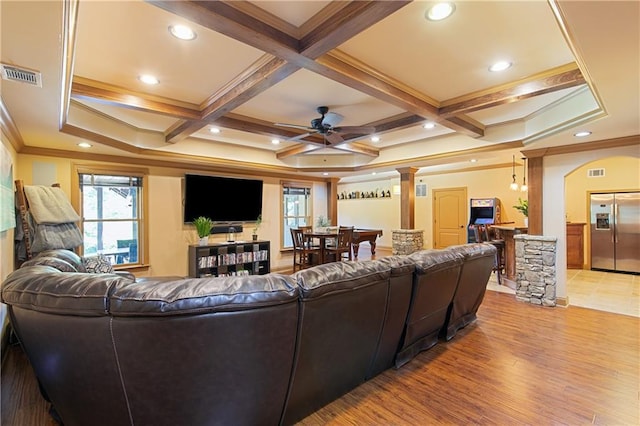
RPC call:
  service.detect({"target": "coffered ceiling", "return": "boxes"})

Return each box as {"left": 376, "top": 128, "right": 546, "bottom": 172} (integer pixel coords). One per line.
{"left": 1, "top": 1, "right": 638, "bottom": 180}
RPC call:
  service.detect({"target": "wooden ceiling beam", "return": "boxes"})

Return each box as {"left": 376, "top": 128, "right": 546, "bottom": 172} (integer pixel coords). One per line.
{"left": 147, "top": 0, "right": 414, "bottom": 144}
{"left": 311, "top": 52, "right": 485, "bottom": 138}
{"left": 276, "top": 144, "right": 322, "bottom": 159}
{"left": 331, "top": 142, "right": 379, "bottom": 157}
{"left": 71, "top": 78, "right": 201, "bottom": 120}
{"left": 439, "top": 64, "right": 586, "bottom": 117}
{"left": 299, "top": 1, "right": 411, "bottom": 58}
{"left": 166, "top": 58, "right": 300, "bottom": 142}
{"left": 365, "top": 112, "right": 426, "bottom": 133}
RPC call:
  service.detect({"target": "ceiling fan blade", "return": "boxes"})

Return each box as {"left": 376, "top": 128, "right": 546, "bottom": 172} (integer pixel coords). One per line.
{"left": 324, "top": 132, "right": 344, "bottom": 145}
{"left": 284, "top": 131, "right": 318, "bottom": 142}
{"left": 332, "top": 126, "right": 376, "bottom": 134}
{"left": 274, "top": 123, "right": 313, "bottom": 131}
{"left": 322, "top": 112, "right": 344, "bottom": 127}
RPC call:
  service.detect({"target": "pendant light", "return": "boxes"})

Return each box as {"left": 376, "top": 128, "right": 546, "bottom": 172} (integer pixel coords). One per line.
{"left": 520, "top": 157, "right": 528, "bottom": 192}
{"left": 510, "top": 155, "right": 519, "bottom": 190}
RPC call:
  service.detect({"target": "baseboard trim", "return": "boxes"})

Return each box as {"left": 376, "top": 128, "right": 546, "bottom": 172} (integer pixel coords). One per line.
{"left": 556, "top": 296, "right": 569, "bottom": 307}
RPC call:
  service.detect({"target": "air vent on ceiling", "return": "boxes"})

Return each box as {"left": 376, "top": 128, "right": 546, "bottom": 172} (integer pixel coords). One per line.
{"left": 587, "top": 168, "right": 605, "bottom": 178}
{"left": 1, "top": 63, "right": 42, "bottom": 87}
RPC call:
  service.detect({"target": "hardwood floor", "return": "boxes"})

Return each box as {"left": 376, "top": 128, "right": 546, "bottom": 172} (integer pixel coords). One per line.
{"left": 298, "top": 290, "right": 639, "bottom": 425}
{"left": 2, "top": 249, "right": 639, "bottom": 425}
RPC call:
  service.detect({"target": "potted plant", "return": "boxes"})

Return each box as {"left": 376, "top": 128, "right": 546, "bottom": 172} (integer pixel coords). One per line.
{"left": 252, "top": 214, "right": 262, "bottom": 241}
{"left": 513, "top": 198, "right": 529, "bottom": 226}
{"left": 193, "top": 216, "right": 214, "bottom": 245}
{"left": 315, "top": 215, "right": 331, "bottom": 232}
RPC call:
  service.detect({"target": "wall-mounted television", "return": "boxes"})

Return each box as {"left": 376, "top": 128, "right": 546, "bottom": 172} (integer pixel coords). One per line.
{"left": 184, "top": 174, "right": 263, "bottom": 223}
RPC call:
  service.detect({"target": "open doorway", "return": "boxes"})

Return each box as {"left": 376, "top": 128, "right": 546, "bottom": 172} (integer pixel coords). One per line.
{"left": 564, "top": 156, "right": 640, "bottom": 317}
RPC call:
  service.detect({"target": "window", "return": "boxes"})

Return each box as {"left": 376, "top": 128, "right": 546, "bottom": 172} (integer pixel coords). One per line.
{"left": 282, "top": 183, "right": 311, "bottom": 249}
{"left": 77, "top": 171, "right": 145, "bottom": 266}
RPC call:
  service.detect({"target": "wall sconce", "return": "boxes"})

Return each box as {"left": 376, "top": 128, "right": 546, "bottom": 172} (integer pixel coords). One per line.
{"left": 510, "top": 155, "right": 519, "bottom": 191}
{"left": 520, "top": 157, "right": 528, "bottom": 192}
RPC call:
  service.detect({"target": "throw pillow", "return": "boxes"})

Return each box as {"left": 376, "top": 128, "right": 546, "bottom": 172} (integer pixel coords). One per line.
{"left": 82, "top": 254, "right": 114, "bottom": 274}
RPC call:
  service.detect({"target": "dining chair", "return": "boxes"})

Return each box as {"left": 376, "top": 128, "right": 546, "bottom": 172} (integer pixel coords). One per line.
{"left": 291, "top": 228, "right": 321, "bottom": 271}
{"left": 325, "top": 227, "right": 353, "bottom": 262}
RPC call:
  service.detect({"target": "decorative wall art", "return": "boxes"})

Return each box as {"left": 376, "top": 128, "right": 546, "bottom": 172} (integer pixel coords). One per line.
{"left": 0, "top": 143, "right": 16, "bottom": 232}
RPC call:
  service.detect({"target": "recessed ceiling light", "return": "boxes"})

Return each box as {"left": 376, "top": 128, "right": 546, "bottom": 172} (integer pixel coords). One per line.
{"left": 372, "top": 172, "right": 377, "bottom": 175}
{"left": 271, "top": 139, "right": 280, "bottom": 145}
{"left": 169, "top": 25, "right": 196, "bottom": 41}
{"left": 574, "top": 131, "right": 591, "bottom": 137}
{"left": 423, "top": 122, "right": 436, "bottom": 129}
{"left": 426, "top": 2, "right": 456, "bottom": 21}
{"left": 470, "top": 158, "right": 477, "bottom": 163}
{"left": 371, "top": 136, "right": 380, "bottom": 142}
{"left": 77, "top": 142, "right": 92, "bottom": 148}
{"left": 322, "top": 172, "right": 329, "bottom": 176}
{"left": 209, "top": 127, "right": 220, "bottom": 134}
{"left": 489, "top": 61, "right": 512, "bottom": 72}
{"left": 138, "top": 74, "right": 159, "bottom": 85}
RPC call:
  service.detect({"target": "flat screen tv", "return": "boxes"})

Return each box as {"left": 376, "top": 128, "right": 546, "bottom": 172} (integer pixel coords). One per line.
{"left": 184, "top": 174, "right": 263, "bottom": 223}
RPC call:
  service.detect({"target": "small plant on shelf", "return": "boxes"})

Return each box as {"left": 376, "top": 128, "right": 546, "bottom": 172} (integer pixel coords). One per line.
{"left": 193, "top": 216, "right": 214, "bottom": 243}
{"left": 252, "top": 214, "right": 262, "bottom": 240}
{"left": 513, "top": 198, "right": 528, "bottom": 217}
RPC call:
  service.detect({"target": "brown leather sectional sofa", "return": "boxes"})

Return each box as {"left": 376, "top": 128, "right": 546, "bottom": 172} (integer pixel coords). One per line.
{"left": 1, "top": 243, "right": 496, "bottom": 426}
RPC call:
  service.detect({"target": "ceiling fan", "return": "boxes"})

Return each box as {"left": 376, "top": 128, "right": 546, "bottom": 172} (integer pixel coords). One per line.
{"left": 275, "top": 106, "right": 375, "bottom": 145}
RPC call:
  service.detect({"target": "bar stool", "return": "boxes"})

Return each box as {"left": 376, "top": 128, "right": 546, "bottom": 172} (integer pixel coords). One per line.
{"left": 482, "top": 225, "right": 505, "bottom": 285}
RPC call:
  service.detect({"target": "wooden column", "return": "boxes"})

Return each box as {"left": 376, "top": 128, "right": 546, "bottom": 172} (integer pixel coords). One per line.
{"left": 396, "top": 167, "right": 417, "bottom": 229}
{"left": 327, "top": 178, "right": 339, "bottom": 226}
{"left": 526, "top": 156, "right": 543, "bottom": 235}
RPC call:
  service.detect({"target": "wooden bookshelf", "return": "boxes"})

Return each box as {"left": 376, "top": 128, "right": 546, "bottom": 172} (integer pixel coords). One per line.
{"left": 188, "top": 240, "right": 270, "bottom": 278}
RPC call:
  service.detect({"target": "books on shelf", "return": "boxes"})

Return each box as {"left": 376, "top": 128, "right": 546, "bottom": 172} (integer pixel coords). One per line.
{"left": 190, "top": 241, "right": 270, "bottom": 278}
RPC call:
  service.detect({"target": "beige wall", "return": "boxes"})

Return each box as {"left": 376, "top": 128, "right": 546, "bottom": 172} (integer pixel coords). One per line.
{"left": 565, "top": 155, "right": 640, "bottom": 266}
{"left": 338, "top": 165, "right": 527, "bottom": 249}
{"left": 13, "top": 154, "right": 326, "bottom": 276}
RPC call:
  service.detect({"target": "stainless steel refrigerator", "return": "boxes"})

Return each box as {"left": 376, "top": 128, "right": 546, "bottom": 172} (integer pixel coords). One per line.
{"left": 590, "top": 192, "right": 640, "bottom": 273}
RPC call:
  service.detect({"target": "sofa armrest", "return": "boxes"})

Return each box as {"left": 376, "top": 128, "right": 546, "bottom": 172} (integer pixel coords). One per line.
{"left": 114, "top": 271, "right": 136, "bottom": 281}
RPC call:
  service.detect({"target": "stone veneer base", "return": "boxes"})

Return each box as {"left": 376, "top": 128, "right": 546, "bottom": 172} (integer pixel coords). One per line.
{"left": 392, "top": 229, "right": 424, "bottom": 255}
{"left": 514, "top": 234, "right": 557, "bottom": 307}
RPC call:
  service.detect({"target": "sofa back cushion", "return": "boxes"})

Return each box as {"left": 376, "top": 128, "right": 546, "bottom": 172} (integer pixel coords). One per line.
{"left": 35, "top": 249, "right": 86, "bottom": 272}
{"left": 108, "top": 273, "right": 299, "bottom": 426}
{"left": 443, "top": 243, "right": 497, "bottom": 340}
{"left": 367, "top": 255, "right": 415, "bottom": 378}
{"left": 1, "top": 265, "right": 128, "bottom": 315}
{"left": 283, "top": 261, "right": 391, "bottom": 425}
{"left": 395, "top": 249, "right": 464, "bottom": 367}
{"left": 21, "top": 256, "right": 77, "bottom": 272}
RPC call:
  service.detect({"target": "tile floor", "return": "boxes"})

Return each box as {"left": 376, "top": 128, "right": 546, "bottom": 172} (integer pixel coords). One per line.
{"left": 486, "top": 269, "right": 640, "bottom": 318}
{"left": 566, "top": 268, "right": 639, "bottom": 318}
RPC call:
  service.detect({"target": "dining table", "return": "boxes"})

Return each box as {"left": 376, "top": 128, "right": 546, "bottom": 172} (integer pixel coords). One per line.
{"left": 305, "top": 230, "right": 341, "bottom": 265}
